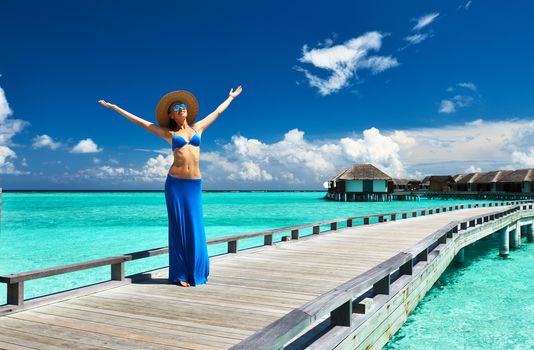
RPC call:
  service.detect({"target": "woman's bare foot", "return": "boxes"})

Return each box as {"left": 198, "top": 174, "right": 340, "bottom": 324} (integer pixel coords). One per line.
{"left": 177, "top": 281, "right": 191, "bottom": 287}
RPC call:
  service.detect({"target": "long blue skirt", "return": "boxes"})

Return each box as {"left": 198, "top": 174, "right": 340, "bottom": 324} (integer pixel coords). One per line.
{"left": 164, "top": 174, "right": 210, "bottom": 286}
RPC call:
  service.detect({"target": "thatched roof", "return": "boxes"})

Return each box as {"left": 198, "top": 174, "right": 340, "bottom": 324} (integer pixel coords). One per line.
{"left": 429, "top": 175, "right": 455, "bottom": 182}
{"left": 499, "top": 169, "right": 534, "bottom": 182}
{"left": 393, "top": 178, "right": 420, "bottom": 185}
{"left": 330, "top": 164, "right": 392, "bottom": 181}
{"left": 473, "top": 170, "right": 513, "bottom": 183}
{"left": 392, "top": 179, "right": 409, "bottom": 186}
{"left": 452, "top": 173, "right": 466, "bottom": 182}
{"left": 456, "top": 172, "right": 481, "bottom": 184}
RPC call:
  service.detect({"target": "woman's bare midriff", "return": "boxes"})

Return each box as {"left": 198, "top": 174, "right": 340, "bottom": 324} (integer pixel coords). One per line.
{"left": 168, "top": 146, "right": 201, "bottom": 179}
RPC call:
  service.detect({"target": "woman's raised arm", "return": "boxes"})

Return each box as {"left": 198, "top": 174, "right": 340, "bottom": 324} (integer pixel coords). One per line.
{"left": 98, "top": 100, "right": 170, "bottom": 140}
{"left": 193, "top": 85, "right": 242, "bottom": 133}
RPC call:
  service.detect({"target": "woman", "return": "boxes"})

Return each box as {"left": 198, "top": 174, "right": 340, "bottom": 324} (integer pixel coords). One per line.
{"left": 98, "top": 85, "right": 243, "bottom": 287}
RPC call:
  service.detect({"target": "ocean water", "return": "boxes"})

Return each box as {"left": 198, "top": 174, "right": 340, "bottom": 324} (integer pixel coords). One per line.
{"left": 384, "top": 233, "right": 534, "bottom": 350}
{"left": 1, "top": 191, "right": 531, "bottom": 349}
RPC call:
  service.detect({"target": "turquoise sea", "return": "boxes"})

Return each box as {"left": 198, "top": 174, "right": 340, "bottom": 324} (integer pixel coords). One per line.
{"left": 0, "top": 192, "right": 532, "bottom": 348}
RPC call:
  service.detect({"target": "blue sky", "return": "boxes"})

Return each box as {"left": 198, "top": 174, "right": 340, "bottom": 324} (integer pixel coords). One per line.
{"left": 1, "top": 0, "right": 533, "bottom": 190}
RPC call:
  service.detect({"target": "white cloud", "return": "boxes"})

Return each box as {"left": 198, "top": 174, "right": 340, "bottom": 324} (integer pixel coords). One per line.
{"left": 71, "top": 138, "right": 102, "bottom": 153}
{"left": 452, "top": 95, "right": 474, "bottom": 107}
{"left": 439, "top": 100, "right": 456, "bottom": 113}
{"left": 294, "top": 31, "right": 399, "bottom": 96}
{"left": 404, "top": 33, "right": 429, "bottom": 44}
{"left": 465, "top": 165, "right": 482, "bottom": 173}
{"left": 0, "top": 85, "right": 30, "bottom": 174}
{"left": 457, "top": 82, "right": 477, "bottom": 91}
{"left": 32, "top": 134, "right": 61, "bottom": 150}
{"left": 73, "top": 119, "right": 534, "bottom": 188}
{"left": 77, "top": 127, "right": 407, "bottom": 187}
{"left": 512, "top": 147, "right": 534, "bottom": 167}
{"left": 385, "top": 118, "right": 534, "bottom": 174}
{"left": 439, "top": 83, "right": 477, "bottom": 113}
{"left": 412, "top": 13, "right": 440, "bottom": 31}
{"left": 93, "top": 157, "right": 101, "bottom": 164}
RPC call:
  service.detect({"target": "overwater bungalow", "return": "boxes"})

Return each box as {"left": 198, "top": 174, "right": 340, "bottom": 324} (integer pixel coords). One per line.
{"left": 426, "top": 175, "right": 455, "bottom": 192}
{"left": 454, "top": 172, "right": 481, "bottom": 192}
{"left": 471, "top": 170, "right": 512, "bottom": 192}
{"left": 326, "top": 164, "right": 393, "bottom": 201}
{"left": 392, "top": 179, "right": 422, "bottom": 191}
{"left": 499, "top": 168, "right": 534, "bottom": 193}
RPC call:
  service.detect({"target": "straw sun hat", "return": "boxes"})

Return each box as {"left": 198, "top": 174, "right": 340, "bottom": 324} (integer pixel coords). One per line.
{"left": 155, "top": 90, "right": 199, "bottom": 128}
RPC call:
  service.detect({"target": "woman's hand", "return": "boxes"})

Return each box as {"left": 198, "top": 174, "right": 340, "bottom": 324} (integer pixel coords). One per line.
{"left": 98, "top": 100, "right": 115, "bottom": 109}
{"left": 229, "top": 85, "right": 243, "bottom": 98}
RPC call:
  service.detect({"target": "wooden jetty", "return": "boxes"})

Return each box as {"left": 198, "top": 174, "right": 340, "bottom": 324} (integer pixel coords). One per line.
{"left": 0, "top": 201, "right": 533, "bottom": 349}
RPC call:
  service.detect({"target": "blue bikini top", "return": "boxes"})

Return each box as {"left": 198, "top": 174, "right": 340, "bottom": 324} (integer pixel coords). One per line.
{"left": 172, "top": 127, "right": 201, "bottom": 150}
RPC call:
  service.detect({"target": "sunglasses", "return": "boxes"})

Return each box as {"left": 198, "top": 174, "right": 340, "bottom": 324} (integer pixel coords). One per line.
{"left": 172, "top": 103, "right": 187, "bottom": 112}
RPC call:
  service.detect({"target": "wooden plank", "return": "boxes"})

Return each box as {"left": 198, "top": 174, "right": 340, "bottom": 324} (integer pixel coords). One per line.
{"left": 63, "top": 295, "right": 281, "bottom": 332}
{"left": 32, "top": 305, "right": 240, "bottom": 347}
{"left": 55, "top": 302, "right": 253, "bottom": 339}
{"left": 10, "top": 310, "right": 232, "bottom": 350}
{"left": 95, "top": 290, "right": 294, "bottom": 315}
{"left": 126, "top": 281, "right": 315, "bottom": 302}
{"left": 0, "top": 317, "right": 186, "bottom": 350}
{"left": 0, "top": 325, "right": 100, "bottom": 350}
{"left": 0, "top": 340, "right": 37, "bottom": 350}
{"left": 105, "top": 287, "right": 306, "bottom": 310}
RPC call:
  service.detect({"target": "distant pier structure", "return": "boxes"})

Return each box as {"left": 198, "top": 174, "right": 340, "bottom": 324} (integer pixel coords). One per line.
{"left": 326, "top": 165, "right": 534, "bottom": 202}
{"left": 325, "top": 164, "right": 420, "bottom": 202}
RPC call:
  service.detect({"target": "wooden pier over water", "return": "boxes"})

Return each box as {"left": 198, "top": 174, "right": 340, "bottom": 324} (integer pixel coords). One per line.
{"left": 1, "top": 201, "right": 533, "bottom": 349}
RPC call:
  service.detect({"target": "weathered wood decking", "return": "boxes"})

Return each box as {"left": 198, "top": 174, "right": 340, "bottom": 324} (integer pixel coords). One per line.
{"left": 0, "top": 203, "right": 532, "bottom": 349}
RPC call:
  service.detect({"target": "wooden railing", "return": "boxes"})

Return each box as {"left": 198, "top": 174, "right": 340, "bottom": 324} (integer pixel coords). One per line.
{"left": 231, "top": 203, "right": 533, "bottom": 349}
{"left": 0, "top": 200, "right": 532, "bottom": 307}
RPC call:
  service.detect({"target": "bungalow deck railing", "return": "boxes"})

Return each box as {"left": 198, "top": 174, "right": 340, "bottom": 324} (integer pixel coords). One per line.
{"left": 231, "top": 203, "right": 532, "bottom": 349}
{"left": 1, "top": 200, "right": 532, "bottom": 307}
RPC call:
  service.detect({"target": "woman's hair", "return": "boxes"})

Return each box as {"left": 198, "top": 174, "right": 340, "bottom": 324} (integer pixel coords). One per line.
{"left": 168, "top": 104, "right": 178, "bottom": 131}
{"left": 169, "top": 118, "right": 177, "bottom": 131}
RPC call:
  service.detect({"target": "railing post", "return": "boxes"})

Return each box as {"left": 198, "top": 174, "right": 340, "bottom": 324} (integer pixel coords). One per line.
{"left": 363, "top": 217, "right": 370, "bottom": 225}
{"left": 416, "top": 248, "right": 428, "bottom": 263}
{"left": 111, "top": 262, "right": 125, "bottom": 281}
{"left": 347, "top": 219, "right": 353, "bottom": 227}
{"left": 313, "top": 225, "right": 320, "bottom": 234}
{"left": 7, "top": 282, "right": 24, "bottom": 306}
{"left": 402, "top": 212, "right": 407, "bottom": 219}
{"left": 374, "top": 275, "right": 390, "bottom": 295}
{"left": 391, "top": 214, "right": 396, "bottom": 221}
{"left": 228, "top": 240, "right": 238, "bottom": 253}
{"left": 264, "top": 234, "right": 273, "bottom": 246}
{"left": 378, "top": 215, "right": 384, "bottom": 223}
{"left": 330, "top": 300, "right": 352, "bottom": 327}
{"left": 330, "top": 222, "right": 338, "bottom": 230}
{"left": 399, "top": 259, "right": 413, "bottom": 275}
{"left": 291, "top": 229, "right": 300, "bottom": 240}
